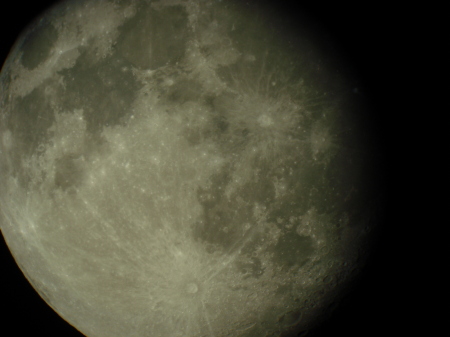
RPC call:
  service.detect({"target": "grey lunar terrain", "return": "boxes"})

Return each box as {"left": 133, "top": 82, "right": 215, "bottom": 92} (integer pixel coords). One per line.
{"left": 0, "top": 1, "right": 382, "bottom": 337}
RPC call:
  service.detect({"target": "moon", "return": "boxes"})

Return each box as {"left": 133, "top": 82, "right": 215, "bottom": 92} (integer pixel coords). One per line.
{"left": 0, "top": 1, "right": 385, "bottom": 337}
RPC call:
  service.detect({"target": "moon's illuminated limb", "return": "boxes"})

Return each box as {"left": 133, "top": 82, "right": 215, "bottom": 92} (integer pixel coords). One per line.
{"left": 0, "top": 1, "right": 378, "bottom": 337}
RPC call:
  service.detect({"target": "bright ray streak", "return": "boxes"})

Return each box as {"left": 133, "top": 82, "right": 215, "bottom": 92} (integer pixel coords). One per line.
{"left": 203, "top": 223, "right": 259, "bottom": 283}
{"left": 202, "top": 300, "right": 216, "bottom": 337}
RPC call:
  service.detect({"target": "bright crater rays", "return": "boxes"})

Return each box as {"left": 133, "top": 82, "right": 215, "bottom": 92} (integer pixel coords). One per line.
{"left": 0, "top": 1, "right": 379, "bottom": 337}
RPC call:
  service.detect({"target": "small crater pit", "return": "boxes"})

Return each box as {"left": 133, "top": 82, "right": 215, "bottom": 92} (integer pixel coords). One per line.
{"left": 186, "top": 282, "right": 198, "bottom": 294}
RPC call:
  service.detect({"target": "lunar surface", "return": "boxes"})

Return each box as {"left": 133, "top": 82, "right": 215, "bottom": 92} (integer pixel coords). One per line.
{"left": 0, "top": 1, "right": 383, "bottom": 337}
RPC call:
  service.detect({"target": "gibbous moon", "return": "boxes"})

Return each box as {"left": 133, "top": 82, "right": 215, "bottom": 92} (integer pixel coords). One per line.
{"left": 0, "top": 1, "right": 383, "bottom": 336}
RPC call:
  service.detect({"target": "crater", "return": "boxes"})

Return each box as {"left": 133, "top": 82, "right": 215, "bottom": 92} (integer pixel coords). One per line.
{"left": 186, "top": 283, "right": 198, "bottom": 294}
{"left": 278, "top": 310, "right": 302, "bottom": 328}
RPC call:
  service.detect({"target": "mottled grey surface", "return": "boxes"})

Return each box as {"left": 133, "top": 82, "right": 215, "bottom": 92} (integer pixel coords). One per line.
{"left": 0, "top": 1, "right": 377, "bottom": 337}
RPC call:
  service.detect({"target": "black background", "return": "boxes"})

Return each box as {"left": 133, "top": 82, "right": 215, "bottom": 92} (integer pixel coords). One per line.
{"left": 0, "top": 1, "right": 397, "bottom": 337}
